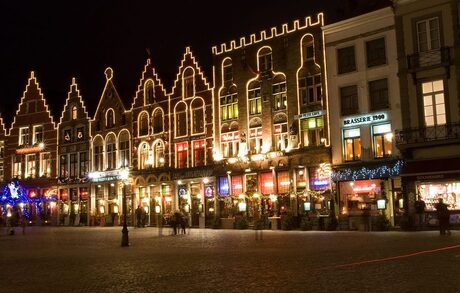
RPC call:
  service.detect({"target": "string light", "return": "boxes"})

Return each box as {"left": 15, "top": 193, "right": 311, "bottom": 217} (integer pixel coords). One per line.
{"left": 331, "top": 160, "right": 403, "bottom": 181}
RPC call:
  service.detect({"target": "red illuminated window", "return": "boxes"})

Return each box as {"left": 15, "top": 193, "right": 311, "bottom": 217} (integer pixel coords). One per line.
{"left": 176, "top": 142, "right": 188, "bottom": 168}
{"left": 193, "top": 140, "right": 205, "bottom": 167}
{"left": 277, "top": 171, "right": 290, "bottom": 194}
{"left": 231, "top": 175, "right": 243, "bottom": 195}
{"left": 259, "top": 172, "right": 274, "bottom": 195}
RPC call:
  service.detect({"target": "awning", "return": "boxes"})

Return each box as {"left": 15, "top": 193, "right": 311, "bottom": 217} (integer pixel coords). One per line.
{"left": 400, "top": 157, "right": 460, "bottom": 177}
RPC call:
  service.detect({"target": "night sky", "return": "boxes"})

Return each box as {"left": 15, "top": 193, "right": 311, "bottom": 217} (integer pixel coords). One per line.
{"left": 0, "top": 0, "right": 390, "bottom": 127}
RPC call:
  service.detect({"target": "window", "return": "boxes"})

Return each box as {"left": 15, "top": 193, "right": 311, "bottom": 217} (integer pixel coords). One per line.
{"left": 223, "top": 59, "right": 233, "bottom": 82}
{"left": 72, "top": 106, "right": 78, "bottom": 120}
{"left": 153, "top": 140, "right": 165, "bottom": 167}
{"left": 139, "top": 143, "right": 150, "bottom": 169}
{"left": 176, "top": 142, "right": 188, "bottom": 168}
{"left": 26, "top": 154, "right": 36, "bottom": 178}
{"left": 277, "top": 171, "right": 290, "bottom": 194}
{"left": 64, "top": 129, "right": 72, "bottom": 143}
{"left": 153, "top": 109, "right": 164, "bottom": 134}
{"left": 33, "top": 125, "right": 44, "bottom": 144}
{"left": 258, "top": 48, "right": 272, "bottom": 72}
{"left": 76, "top": 127, "right": 84, "bottom": 141}
{"left": 274, "top": 123, "right": 288, "bottom": 151}
{"left": 259, "top": 172, "right": 274, "bottom": 195}
{"left": 299, "top": 74, "right": 322, "bottom": 104}
{"left": 373, "top": 124, "right": 393, "bottom": 158}
{"left": 416, "top": 17, "right": 440, "bottom": 52}
{"left": 40, "top": 153, "right": 51, "bottom": 177}
{"left": 138, "top": 112, "right": 149, "bottom": 137}
{"left": 369, "top": 79, "right": 389, "bottom": 111}
{"left": 249, "top": 127, "right": 263, "bottom": 154}
{"left": 193, "top": 140, "right": 205, "bottom": 167}
{"left": 59, "top": 154, "right": 68, "bottom": 177}
{"left": 231, "top": 175, "right": 243, "bottom": 195}
{"left": 69, "top": 153, "right": 78, "bottom": 177}
{"left": 106, "top": 109, "right": 115, "bottom": 128}
{"left": 304, "top": 44, "right": 314, "bottom": 61}
{"left": 93, "top": 142, "right": 104, "bottom": 172}
{"left": 119, "top": 132, "right": 130, "bottom": 168}
{"left": 301, "top": 117, "right": 324, "bottom": 147}
{"left": 221, "top": 131, "right": 240, "bottom": 158}
{"left": 79, "top": 152, "right": 88, "bottom": 176}
{"left": 175, "top": 103, "right": 187, "bottom": 137}
{"left": 340, "top": 85, "right": 358, "bottom": 116}
{"left": 337, "top": 46, "right": 356, "bottom": 74}
{"left": 183, "top": 68, "right": 194, "bottom": 98}
{"left": 422, "top": 80, "right": 445, "bottom": 126}
{"left": 106, "top": 135, "right": 116, "bottom": 170}
{"left": 13, "top": 155, "right": 22, "bottom": 178}
{"left": 220, "top": 94, "right": 238, "bottom": 121}
{"left": 248, "top": 87, "right": 261, "bottom": 115}
{"left": 19, "top": 127, "right": 29, "bottom": 146}
{"left": 191, "top": 99, "right": 204, "bottom": 134}
{"left": 366, "top": 38, "right": 386, "bottom": 67}
{"left": 273, "top": 82, "right": 287, "bottom": 110}
{"left": 144, "top": 80, "right": 154, "bottom": 105}
{"left": 343, "top": 128, "right": 361, "bottom": 161}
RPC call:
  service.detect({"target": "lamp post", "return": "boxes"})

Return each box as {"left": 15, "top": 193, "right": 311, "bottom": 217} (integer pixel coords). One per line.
{"left": 120, "top": 169, "right": 130, "bottom": 247}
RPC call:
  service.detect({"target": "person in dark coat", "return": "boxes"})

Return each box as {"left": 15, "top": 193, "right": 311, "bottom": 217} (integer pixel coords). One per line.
{"left": 435, "top": 198, "right": 450, "bottom": 235}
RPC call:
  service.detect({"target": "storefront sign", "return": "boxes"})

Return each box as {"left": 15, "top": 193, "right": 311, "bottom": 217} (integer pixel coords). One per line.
{"left": 299, "top": 110, "right": 324, "bottom": 120}
{"left": 342, "top": 112, "right": 388, "bottom": 127}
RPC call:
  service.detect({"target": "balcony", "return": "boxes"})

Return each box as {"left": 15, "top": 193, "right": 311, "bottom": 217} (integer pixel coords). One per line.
{"left": 395, "top": 122, "right": 460, "bottom": 146}
{"left": 407, "top": 47, "right": 450, "bottom": 70}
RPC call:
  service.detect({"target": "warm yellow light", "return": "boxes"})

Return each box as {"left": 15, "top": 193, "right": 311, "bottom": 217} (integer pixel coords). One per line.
{"left": 238, "top": 194, "right": 245, "bottom": 199}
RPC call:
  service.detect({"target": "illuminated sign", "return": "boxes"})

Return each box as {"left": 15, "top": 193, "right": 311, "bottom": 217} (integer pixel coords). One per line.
{"left": 299, "top": 110, "right": 324, "bottom": 120}
{"left": 343, "top": 112, "right": 388, "bottom": 127}
{"left": 313, "top": 179, "right": 329, "bottom": 186}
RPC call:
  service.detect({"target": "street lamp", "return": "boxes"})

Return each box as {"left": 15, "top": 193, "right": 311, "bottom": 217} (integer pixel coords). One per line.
{"left": 120, "top": 169, "right": 130, "bottom": 247}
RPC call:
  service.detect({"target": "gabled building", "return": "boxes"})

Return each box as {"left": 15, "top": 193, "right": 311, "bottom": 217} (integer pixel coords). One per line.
{"left": 393, "top": 0, "right": 460, "bottom": 224}
{"left": 89, "top": 68, "right": 133, "bottom": 226}
{"left": 211, "top": 13, "right": 332, "bottom": 225}
{"left": 130, "top": 59, "right": 172, "bottom": 226}
{"left": 169, "top": 47, "right": 214, "bottom": 227}
{"left": 4, "top": 71, "right": 58, "bottom": 223}
{"left": 324, "top": 7, "right": 403, "bottom": 230}
{"left": 57, "top": 78, "right": 91, "bottom": 226}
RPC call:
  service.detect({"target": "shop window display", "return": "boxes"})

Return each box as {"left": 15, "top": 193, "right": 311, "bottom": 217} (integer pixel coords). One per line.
{"left": 418, "top": 182, "right": 460, "bottom": 211}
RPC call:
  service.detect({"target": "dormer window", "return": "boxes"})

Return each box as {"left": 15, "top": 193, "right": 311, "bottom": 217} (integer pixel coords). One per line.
{"left": 183, "top": 68, "right": 194, "bottom": 98}
{"left": 106, "top": 109, "right": 115, "bottom": 128}
{"left": 72, "top": 106, "right": 78, "bottom": 120}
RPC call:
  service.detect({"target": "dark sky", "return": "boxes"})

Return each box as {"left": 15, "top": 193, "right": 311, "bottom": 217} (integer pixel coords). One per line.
{"left": 0, "top": 0, "right": 390, "bottom": 127}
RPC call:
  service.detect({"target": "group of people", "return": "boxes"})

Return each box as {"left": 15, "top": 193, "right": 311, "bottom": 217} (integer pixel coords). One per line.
{"left": 135, "top": 205, "right": 147, "bottom": 228}
{"left": 170, "top": 210, "right": 187, "bottom": 235}
{"left": 415, "top": 196, "right": 451, "bottom": 235}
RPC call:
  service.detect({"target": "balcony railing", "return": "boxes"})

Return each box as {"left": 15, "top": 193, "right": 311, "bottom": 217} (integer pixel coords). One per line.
{"left": 407, "top": 47, "right": 450, "bottom": 70}
{"left": 395, "top": 122, "right": 460, "bottom": 145}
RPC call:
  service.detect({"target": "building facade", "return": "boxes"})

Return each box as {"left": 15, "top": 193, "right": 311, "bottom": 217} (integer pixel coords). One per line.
{"left": 393, "top": 0, "right": 460, "bottom": 227}
{"left": 212, "top": 13, "right": 332, "bottom": 228}
{"left": 57, "top": 78, "right": 91, "bottom": 226}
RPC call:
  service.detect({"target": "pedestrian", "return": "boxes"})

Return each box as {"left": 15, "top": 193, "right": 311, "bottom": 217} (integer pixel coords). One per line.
{"left": 170, "top": 212, "right": 178, "bottom": 235}
{"left": 140, "top": 207, "right": 146, "bottom": 228}
{"left": 414, "top": 195, "right": 426, "bottom": 231}
{"left": 179, "top": 212, "right": 187, "bottom": 234}
{"left": 435, "top": 198, "right": 450, "bottom": 235}
{"left": 135, "top": 205, "right": 142, "bottom": 228}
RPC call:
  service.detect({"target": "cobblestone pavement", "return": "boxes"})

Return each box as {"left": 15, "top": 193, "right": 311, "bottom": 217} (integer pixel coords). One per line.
{"left": 1, "top": 226, "right": 460, "bottom": 293}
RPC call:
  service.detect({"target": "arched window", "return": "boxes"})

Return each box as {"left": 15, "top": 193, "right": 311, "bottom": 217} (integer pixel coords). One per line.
{"left": 220, "top": 86, "right": 238, "bottom": 121}
{"left": 191, "top": 98, "right": 204, "bottom": 134}
{"left": 248, "top": 81, "right": 261, "bottom": 115}
{"left": 222, "top": 58, "right": 233, "bottom": 82}
{"left": 152, "top": 108, "right": 164, "bottom": 134}
{"left": 301, "top": 34, "right": 315, "bottom": 62}
{"left": 258, "top": 47, "right": 272, "bottom": 72}
{"left": 93, "top": 136, "right": 104, "bottom": 171}
{"left": 138, "top": 112, "right": 149, "bottom": 137}
{"left": 106, "top": 134, "right": 116, "bottom": 170}
{"left": 183, "top": 67, "right": 194, "bottom": 98}
{"left": 119, "top": 131, "right": 130, "bottom": 168}
{"left": 72, "top": 106, "right": 78, "bottom": 120}
{"left": 144, "top": 80, "right": 154, "bottom": 105}
{"left": 153, "top": 140, "right": 165, "bottom": 167}
{"left": 139, "top": 143, "right": 150, "bottom": 170}
{"left": 175, "top": 102, "right": 187, "bottom": 137}
{"left": 106, "top": 109, "right": 115, "bottom": 128}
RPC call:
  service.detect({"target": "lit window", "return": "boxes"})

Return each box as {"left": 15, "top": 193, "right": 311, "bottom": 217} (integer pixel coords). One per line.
{"left": 343, "top": 128, "right": 361, "bottom": 161}
{"left": 119, "top": 132, "right": 130, "bottom": 168}
{"left": 40, "top": 152, "right": 51, "bottom": 177}
{"left": 106, "top": 135, "right": 116, "bottom": 170}
{"left": 422, "top": 80, "right": 445, "bottom": 126}
{"left": 221, "top": 131, "right": 240, "bottom": 158}
{"left": 33, "top": 125, "right": 44, "bottom": 144}
{"left": 248, "top": 87, "right": 261, "bottom": 115}
{"left": 19, "top": 127, "right": 29, "bottom": 146}
{"left": 72, "top": 106, "right": 78, "bottom": 120}
{"left": 273, "top": 82, "right": 287, "bottom": 110}
{"left": 176, "top": 142, "right": 188, "bottom": 168}
{"left": 26, "top": 154, "right": 36, "bottom": 178}
{"left": 301, "top": 117, "right": 324, "bottom": 147}
{"left": 220, "top": 94, "right": 238, "bottom": 121}
{"left": 373, "top": 124, "right": 393, "bottom": 158}
{"left": 249, "top": 127, "right": 263, "bottom": 154}
{"left": 193, "top": 140, "right": 206, "bottom": 167}
{"left": 274, "top": 123, "right": 288, "bottom": 151}
{"left": 139, "top": 143, "right": 150, "bottom": 170}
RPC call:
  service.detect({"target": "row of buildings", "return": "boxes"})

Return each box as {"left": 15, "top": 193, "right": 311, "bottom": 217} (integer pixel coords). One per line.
{"left": 1, "top": 0, "right": 459, "bottom": 230}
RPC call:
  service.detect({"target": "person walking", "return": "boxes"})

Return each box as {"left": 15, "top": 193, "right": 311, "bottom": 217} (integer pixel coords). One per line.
{"left": 414, "top": 195, "right": 426, "bottom": 231}
{"left": 135, "top": 206, "right": 142, "bottom": 228}
{"left": 435, "top": 198, "right": 450, "bottom": 236}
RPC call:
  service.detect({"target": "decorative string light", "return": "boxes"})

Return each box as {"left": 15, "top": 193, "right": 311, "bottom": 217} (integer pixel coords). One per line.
{"left": 331, "top": 160, "right": 404, "bottom": 181}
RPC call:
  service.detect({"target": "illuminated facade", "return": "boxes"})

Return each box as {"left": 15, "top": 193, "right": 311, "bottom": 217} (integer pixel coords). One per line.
{"left": 89, "top": 68, "right": 133, "bottom": 226}
{"left": 130, "top": 58, "right": 172, "bottom": 226}
{"left": 393, "top": 0, "right": 460, "bottom": 226}
{"left": 212, "top": 13, "right": 332, "bottom": 224}
{"left": 4, "top": 71, "right": 58, "bottom": 223}
{"left": 324, "top": 7, "right": 403, "bottom": 229}
{"left": 57, "top": 78, "right": 91, "bottom": 226}
{"left": 0, "top": 115, "right": 6, "bottom": 183}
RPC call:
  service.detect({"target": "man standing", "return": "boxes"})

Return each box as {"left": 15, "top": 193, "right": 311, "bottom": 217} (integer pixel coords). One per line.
{"left": 435, "top": 198, "right": 450, "bottom": 235}
{"left": 414, "top": 195, "right": 426, "bottom": 231}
